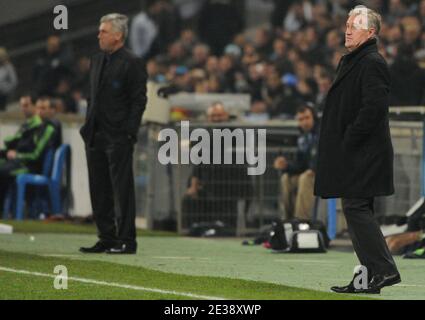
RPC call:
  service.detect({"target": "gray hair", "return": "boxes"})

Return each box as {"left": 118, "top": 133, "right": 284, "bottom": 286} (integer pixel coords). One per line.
{"left": 348, "top": 5, "right": 382, "bottom": 36}
{"left": 100, "top": 13, "right": 129, "bottom": 41}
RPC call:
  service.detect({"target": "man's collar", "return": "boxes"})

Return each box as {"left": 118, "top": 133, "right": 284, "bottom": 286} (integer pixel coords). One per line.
{"left": 26, "top": 115, "right": 42, "bottom": 128}
{"left": 105, "top": 45, "right": 125, "bottom": 60}
{"left": 345, "top": 38, "right": 377, "bottom": 59}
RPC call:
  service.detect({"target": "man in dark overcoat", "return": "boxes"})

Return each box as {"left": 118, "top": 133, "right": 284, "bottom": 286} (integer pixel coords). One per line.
{"left": 314, "top": 5, "right": 400, "bottom": 294}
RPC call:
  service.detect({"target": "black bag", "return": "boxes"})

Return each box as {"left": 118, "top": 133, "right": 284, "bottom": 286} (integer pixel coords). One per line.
{"left": 269, "top": 220, "right": 289, "bottom": 251}
{"left": 268, "top": 218, "right": 329, "bottom": 252}
{"left": 290, "top": 230, "right": 327, "bottom": 253}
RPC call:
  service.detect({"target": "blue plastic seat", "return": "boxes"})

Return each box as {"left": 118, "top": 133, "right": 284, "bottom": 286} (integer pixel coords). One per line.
{"left": 2, "top": 144, "right": 70, "bottom": 220}
{"left": 311, "top": 197, "right": 337, "bottom": 240}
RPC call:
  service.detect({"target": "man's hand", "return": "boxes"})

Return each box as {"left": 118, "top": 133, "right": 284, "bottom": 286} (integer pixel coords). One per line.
{"left": 186, "top": 177, "right": 202, "bottom": 198}
{"left": 274, "top": 156, "right": 288, "bottom": 170}
{"left": 6, "top": 150, "right": 17, "bottom": 160}
{"left": 304, "top": 169, "right": 315, "bottom": 177}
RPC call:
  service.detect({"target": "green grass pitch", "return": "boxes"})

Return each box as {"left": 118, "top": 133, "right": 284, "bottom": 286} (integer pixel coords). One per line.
{"left": 0, "top": 220, "right": 423, "bottom": 300}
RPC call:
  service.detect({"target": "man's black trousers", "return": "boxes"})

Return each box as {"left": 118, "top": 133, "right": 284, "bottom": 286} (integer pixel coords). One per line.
{"left": 341, "top": 197, "right": 398, "bottom": 276}
{"left": 86, "top": 132, "right": 136, "bottom": 246}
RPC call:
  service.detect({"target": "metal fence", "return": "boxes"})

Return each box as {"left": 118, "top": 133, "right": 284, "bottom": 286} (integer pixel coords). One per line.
{"left": 136, "top": 117, "right": 424, "bottom": 236}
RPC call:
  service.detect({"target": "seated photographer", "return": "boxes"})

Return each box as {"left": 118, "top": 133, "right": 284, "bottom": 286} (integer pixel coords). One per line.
{"left": 182, "top": 102, "right": 252, "bottom": 230}
{"left": 273, "top": 104, "right": 319, "bottom": 220}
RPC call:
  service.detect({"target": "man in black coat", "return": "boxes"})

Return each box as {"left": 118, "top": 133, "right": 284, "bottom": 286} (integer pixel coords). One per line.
{"left": 79, "top": 13, "right": 147, "bottom": 254}
{"left": 314, "top": 6, "right": 400, "bottom": 293}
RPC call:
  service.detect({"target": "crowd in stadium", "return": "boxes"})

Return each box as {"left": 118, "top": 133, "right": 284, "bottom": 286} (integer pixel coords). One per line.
{"left": 143, "top": 0, "right": 425, "bottom": 118}
{"left": 1, "top": 0, "right": 425, "bottom": 118}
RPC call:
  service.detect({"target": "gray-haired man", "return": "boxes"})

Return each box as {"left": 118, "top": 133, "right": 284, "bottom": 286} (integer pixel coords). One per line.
{"left": 80, "top": 13, "right": 147, "bottom": 254}
{"left": 314, "top": 6, "right": 401, "bottom": 293}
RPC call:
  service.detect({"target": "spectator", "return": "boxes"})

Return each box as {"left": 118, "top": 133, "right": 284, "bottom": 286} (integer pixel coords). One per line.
{"left": 0, "top": 47, "right": 18, "bottom": 111}
{"left": 261, "top": 70, "right": 300, "bottom": 118}
{"left": 269, "top": 0, "right": 296, "bottom": 30}
{"left": 188, "top": 43, "right": 210, "bottom": 69}
{"left": 390, "top": 44, "right": 425, "bottom": 105}
{"left": 274, "top": 104, "right": 319, "bottom": 220}
{"left": 241, "top": 43, "right": 261, "bottom": 67}
{"left": 419, "top": 0, "right": 425, "bottom": 29}
{"left": 217, "top": 54, "right": 237, "bottom": 93}
{"left": 54, "top": 77, "right": 77, "bottom": 114}
{"left": 147, "top": 58, "right": 163, "bottom": 82}
{"left": 129, "top": 10, "right": 158, "bottom": 58}
{"left": 205, "top": 55, "right": 220, "bottom": 77}
{"left": 325, "top": 29, "right": 344, "bottom": 53}
{"left": 246, "top": 63, "right": 265, "bottom": 102}
{"left": 283, "top": 1, "right": 313, "bottom": 32}
{"left": 32, "top": 35, "right": 74, "bottom": 96}
{"left": 166, "top": 41, "right": 188, "bottom": 65}
{"left": 148, "top": 0, "right": 182, "bottom": 55}
{"left": 198, "top": 0, "right": 244, "bottom": 55}
{"left": 173, "top": 0, "right": 206, "bottom": 28}
{"left": 254, "top": 28, "right": 273, "bottom": 59}
{"left": 0, "top": 95, "right": 56, "bottom": 209}
{"left": 260, "top": 71, "right": 287, "bottom": 117}
{"left": 72, "top": 56, "right": 90, "bottom": 111}
{"left": 171, "top": 65, "right": 192, "bottom": 92}
{"left": 11, "top": 0, "right": 425, "bottom": 120}
{"left": 314, "top": 69, "right": 333, "bottom": 113}
{"left": 37, "top": 97, "right": 63, "bottom": 150}
{"left": 179, "top": 28, "right": 198, "bottom": 53}
{"left": 386, "top": 0, "right": 410, "bottom": 24}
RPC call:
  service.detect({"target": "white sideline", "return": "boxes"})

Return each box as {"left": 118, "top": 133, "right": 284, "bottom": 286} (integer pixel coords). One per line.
{"left": 0, "top": 266, "right": 226, "bottom": 300}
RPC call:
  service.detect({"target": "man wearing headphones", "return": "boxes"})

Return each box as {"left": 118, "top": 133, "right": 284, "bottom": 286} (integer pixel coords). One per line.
{"left": 274, "top": 104, "right": 319, "bottom": 220}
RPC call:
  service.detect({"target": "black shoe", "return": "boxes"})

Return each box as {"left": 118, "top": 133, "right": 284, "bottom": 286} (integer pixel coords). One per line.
{"left": 364, "top": 273, "right": 401, "bottom": 293}
{"left": 331, "top": 281, "right": 381, "bottom": 294}
{"left": 79, "top": 241, "right": 114, "bottom": 253}
{"left": 330, "top": 281, "right": 357, "bottom": 294}
{"left": 331, "top": 272, "right": 380, "bottom": 294}
{"left": 106, "top": 243, "right": 137, "bottom": 254}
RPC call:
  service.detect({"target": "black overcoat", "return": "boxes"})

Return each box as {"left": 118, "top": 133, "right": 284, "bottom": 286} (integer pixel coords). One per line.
{"left": 314, "top": 38, "right": 394, "bottom": 199}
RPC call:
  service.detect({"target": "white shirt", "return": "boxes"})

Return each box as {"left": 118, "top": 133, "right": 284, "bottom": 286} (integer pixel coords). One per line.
{"left": 0, "top": 62, "right": 18, "bottom": 95}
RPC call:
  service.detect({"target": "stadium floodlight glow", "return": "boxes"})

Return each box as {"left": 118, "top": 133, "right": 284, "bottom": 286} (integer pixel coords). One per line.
{"left": 157, "top": 121, "right": 267, "bottom": 176}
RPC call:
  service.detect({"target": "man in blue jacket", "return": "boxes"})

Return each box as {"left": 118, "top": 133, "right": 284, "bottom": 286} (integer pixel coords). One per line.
{"left": 274, "top": 104, "right": 319, "bottom": 220}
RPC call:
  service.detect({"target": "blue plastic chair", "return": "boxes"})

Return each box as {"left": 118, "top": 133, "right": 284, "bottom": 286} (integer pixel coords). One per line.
{"left": 327, "top": 198, "right": 337, "bottom": 240}
{"left": 3, "top": 148, "right": 54, "bottom": 219}
{"left": 3, "top": 145, "right": 70, "bottom": 220}
{"left": 311, "top": 197, "right": 337, "bottom": 240}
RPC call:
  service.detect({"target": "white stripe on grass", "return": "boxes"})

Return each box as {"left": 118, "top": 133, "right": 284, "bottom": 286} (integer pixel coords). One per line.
{"left": 152, "top": 256, "right": 211, "bottom": 260}
{"left": 274, "top": 259, "right": 338, "bottom": 264}
{"left": 0, "top": 266, "right": 226, "bottom": 300}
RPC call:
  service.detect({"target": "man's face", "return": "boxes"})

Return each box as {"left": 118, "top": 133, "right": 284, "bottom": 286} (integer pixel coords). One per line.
{"left": 20, "top": 97, "right": 35, "bottom": 118}
{"left": 207, "top": 104, "right": 229, "bottom": 123}
{"left": 98, "top": 22, "right": 122, "bottom": 52}
{"left": 297, "top": 109, "right": 315, "bottom": 132}
{"left": 47, "top": 36, "right": 60, "bottom": 54}
{"left": 345, "top": 13, "right": 374, "bottom": 51}
{"left": 36, "top": 99, "right": 52, "bottom": 120}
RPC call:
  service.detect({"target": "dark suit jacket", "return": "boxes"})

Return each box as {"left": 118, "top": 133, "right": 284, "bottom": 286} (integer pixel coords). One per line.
{"left": 80, "top": 47, "right": 147, "bottom": 145}
{"left": 314, "top": 38, "right": 394, "bottom": 198}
